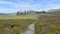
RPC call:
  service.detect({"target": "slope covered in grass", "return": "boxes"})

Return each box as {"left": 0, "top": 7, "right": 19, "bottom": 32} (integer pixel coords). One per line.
{"left": 35, "top": 15, "right": 60, "bottom": 34}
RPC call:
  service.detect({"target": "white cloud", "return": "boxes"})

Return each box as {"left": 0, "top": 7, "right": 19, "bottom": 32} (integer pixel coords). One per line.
{"left": 0, "top": 0, "right": 60, "bottom": 13}
{"left": 0, "top": 0, "right": 42, "bottom": 13}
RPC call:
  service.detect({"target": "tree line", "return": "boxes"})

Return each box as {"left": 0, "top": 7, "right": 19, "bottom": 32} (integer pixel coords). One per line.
{"left": 16, "top": 10, "right": 46, "bottom": 15}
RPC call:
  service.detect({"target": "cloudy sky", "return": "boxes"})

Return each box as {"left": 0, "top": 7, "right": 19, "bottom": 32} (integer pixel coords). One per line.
{"left": 0, "top": 0, "right": 60, "bottom": 13}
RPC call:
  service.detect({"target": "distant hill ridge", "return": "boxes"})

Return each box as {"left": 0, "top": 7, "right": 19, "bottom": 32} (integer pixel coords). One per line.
{"left": 47, "top": 9, "right": 60, "bottom": 16}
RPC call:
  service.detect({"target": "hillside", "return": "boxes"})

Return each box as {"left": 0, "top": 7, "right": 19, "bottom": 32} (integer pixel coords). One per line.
{"left": 47, "top": 9, "right": 60, "bottom": 16}
{"left": 35, "top": 15, "right": 60, "bottom": 34}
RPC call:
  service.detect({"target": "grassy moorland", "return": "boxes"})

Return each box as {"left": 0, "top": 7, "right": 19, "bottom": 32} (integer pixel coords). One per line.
{"left": 0, "top": 14, "right": 37, "bottom": 19}
{"left": 0, "top": 9, "right": 60, "bottom": 34}
{"left": 0, "top": 13, "right": 37, "bottom": 34}
{"left": 0, "top": 19, "right": 35, "bottom": 34}
{"left": 35, "top": 15, "right": 60, "bottom": 34}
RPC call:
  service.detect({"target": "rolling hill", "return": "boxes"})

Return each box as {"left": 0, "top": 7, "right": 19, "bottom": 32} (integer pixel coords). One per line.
{"left": 47, "top": 9, "right": 60, "bottom": 16}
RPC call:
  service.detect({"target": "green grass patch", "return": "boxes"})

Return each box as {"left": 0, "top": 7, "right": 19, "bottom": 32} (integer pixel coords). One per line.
{"left": 0, "top": 14, "right": 37, "bottom": 19}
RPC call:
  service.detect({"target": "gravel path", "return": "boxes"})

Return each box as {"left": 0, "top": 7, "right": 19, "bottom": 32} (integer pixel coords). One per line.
{"left": 24, "top": 23, "right": 35, "bottom": 34}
